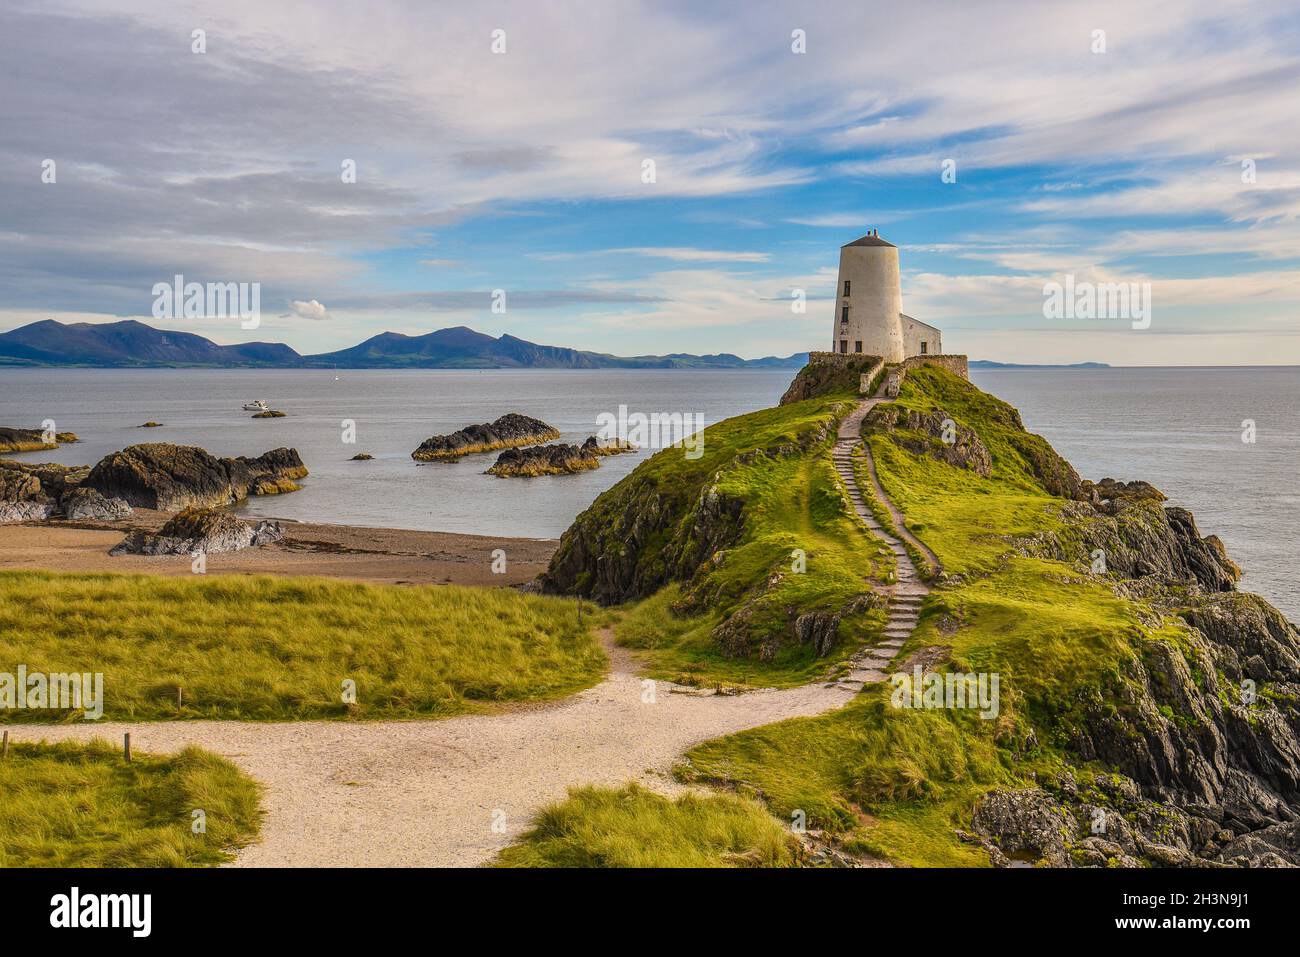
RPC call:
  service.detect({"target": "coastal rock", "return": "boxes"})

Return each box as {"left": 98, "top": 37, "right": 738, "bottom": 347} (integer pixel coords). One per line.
{"left": 84, "top": 443, "right": 307, "bottom": 510}
{"left": 1027, "top": 493, "right": 1242, "bottom": 592}
{"left": 584, "top": 436, "right": 638, "bottom": 457}
{"left": 0, "top": 501, "right": 54, "bottom": 523}
{"left": 350, "top": 453, "right": 373, "bottom": 461}
{"left": 0, "top": 459, "right": 96, "bottom": 526}
{"left": 0, "top": 427, "right": 55, "bottom": 453}
{"left": 487, "top": 436, "right": 635, "bottom": 477}
{"left": 251, "top": 409, "right": 286, "bottom": 418}
{"left": 140, "top": 421, "right": 163, "bottom": 428}
{"left": 970, "top": 789, "right": 1073, "bottom": 867}
{"left": 412, "top": 413, "right": 560, "bottom": 462}
{"left": 61, "top": 486, "right": 132, "bottom": 521}
{"left": 0, "top": 463, "right": 47, "bottom": 503}
{"left": 487, "top": 440, "right": 601, "bottom": 477}
{"left": 110, "top": 507, "right": 283, "bottom": 556}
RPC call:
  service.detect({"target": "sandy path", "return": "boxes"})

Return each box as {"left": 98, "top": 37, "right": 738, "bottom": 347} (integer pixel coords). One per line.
{"left": 9, "top": 635, "right": 854, "bottom": 867}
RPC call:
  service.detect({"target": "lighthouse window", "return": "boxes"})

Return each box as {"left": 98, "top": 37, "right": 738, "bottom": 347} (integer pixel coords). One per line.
{"left": 920, "top": 341, "right": 928, "bottom": 354}
{"left": 839, "top": 340, "right": 848, "bottom": 354}
{"left": 840, "top": 306, "right": 848, "bottom": 323}
{"left": 843, "top": 280, "right": 851, "bottom": 297}
{"left": 854, "top": 341, "right": 862, "bottom": 353}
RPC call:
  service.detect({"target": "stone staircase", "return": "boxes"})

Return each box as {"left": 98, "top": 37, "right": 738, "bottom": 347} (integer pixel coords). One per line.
{"left": 829, "top": 395, "right": 933, "bottom": 691}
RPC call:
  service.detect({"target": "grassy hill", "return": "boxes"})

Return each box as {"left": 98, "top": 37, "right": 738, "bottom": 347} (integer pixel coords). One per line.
{"left": 509, "top": 362, "right": 1299, "bottom": 867}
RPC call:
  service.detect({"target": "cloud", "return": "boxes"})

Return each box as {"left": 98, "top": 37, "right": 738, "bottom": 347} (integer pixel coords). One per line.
{"left": 607, "top": 247, "right": 770, "bottom": 263}
{"left": 286, "top": 298, "right": 332, "bottom": 320}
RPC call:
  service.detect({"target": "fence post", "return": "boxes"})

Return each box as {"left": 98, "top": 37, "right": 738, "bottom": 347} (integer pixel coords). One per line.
{"left": 124, "top": 732, "right": 131, "bottom": 763}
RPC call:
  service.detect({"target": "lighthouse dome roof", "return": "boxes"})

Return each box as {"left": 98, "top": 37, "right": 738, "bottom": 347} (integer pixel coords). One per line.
{"left": 843, "top": 233, "right": 896, "bottom": 248}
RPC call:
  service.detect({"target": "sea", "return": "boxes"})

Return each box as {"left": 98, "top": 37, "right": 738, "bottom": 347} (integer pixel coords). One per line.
{"left": 1, "top": 366, "right": 1295, "bottom": 620}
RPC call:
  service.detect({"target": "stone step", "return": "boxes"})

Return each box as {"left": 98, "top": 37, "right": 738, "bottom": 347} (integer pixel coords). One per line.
{"left": 878, "top": 639, "right": 905, "bottom": 649}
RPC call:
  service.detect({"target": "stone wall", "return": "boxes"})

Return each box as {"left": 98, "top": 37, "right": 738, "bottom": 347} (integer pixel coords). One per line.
{"left": 900, "top": 354, "right": 969, "bottom": 380}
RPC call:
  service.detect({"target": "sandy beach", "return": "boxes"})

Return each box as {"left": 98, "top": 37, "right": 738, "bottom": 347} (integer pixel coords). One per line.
{"left": 0, "top": 512, "right": 557, "bottom": 587}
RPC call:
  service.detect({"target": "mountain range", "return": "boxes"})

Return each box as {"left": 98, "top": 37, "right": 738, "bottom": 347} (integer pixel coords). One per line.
{"left": 0, "top": 320, "right": 809, "bottom": 370}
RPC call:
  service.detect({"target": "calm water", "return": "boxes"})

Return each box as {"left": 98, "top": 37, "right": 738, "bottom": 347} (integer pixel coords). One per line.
{"left": 2, "top": 366, "right": 1295, "bottom": 619}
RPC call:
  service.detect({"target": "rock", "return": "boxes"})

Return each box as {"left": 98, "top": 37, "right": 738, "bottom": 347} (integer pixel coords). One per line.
{"left": 0, "top": 463, "right": 47, "bottom": 503}
{"left": 0, "top": 427, "right": 56, "bottom": 453}
{"left": 865, "top": 405, "right": 992, "bottom": 476}
{"left": 110, "top": 507, "right": 283, "bottom": 556}
{"left": 61, "top": 486, "right": 132, "bottom": 521}
{"left": 412, "top": 413, "right": 560, "bottom": 461}
{"left": 251, "top": 410, "right": 286, "bottom": 418}
{"left": 139, "top": 421, "right": 164, "bottom": 428}
{"left": 780, "top": 355, "right": 881, "bottom": 405}
{"left": 583, "top": 436, "right": 638, "bottom": 457}
{"left": 0, "top": 501, "right": 54, "bottom": 523}
{"left": 487, "top": 441, "right": 601, "bottom": 477}
{"left": 350, "top": 453, "right": 373, "bottom": 461}
{"left": 84, "top": 443, "right": 307, "bottom": 510}
{"left": 970, "top": 789, "right": 1073, "bottom": 867}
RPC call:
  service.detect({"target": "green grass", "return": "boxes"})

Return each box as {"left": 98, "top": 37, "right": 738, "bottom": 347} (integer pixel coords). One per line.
{"left": 0, "top": 739, "right": 261, "bottom": 866}
{"left": 494, "top": 784, "right": 801, "bottom": 867}
{"left": 0, "top": 570, "right": 606, "bottom": 721}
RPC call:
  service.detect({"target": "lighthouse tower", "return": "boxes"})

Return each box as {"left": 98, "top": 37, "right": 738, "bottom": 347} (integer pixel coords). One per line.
{"left": 831, "top": 229, "right": 905, "bottom": 362}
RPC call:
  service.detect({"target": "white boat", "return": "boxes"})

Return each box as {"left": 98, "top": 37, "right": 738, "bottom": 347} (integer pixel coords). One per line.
{"left": 242, "top": 399, "right": 270, "bottom": 412}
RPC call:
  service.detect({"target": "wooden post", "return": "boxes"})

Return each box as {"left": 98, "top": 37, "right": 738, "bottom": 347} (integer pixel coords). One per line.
{"left": 177, "top": 686, "right": 183, "bottom": 709}
{"left": 2, "top": 730, "right": 9, "bottom": 760}
{"left": 123, "top": 732, "right": 131, "bottom": 763}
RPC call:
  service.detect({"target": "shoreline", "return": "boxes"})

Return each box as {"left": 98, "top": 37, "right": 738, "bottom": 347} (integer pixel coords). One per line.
{"left": 0, "top": 511, "right": 557, "bottom": 587}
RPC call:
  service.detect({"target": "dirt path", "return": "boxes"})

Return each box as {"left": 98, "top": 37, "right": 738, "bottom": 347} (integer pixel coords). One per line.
{"left": 6, "top": 387, "right": 940, "bottom": 867}
{"left": 9, "top": 633, "right": 854, "bottom": 867}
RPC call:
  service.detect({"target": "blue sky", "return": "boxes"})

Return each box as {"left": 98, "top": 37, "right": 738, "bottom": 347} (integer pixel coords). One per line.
{"left": 2, "top": 0, "right": 1298, "bottom": 364}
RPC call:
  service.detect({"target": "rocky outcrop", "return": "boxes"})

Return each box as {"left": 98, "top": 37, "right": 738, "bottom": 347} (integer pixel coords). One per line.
{"left": 487, "top": 440, "right": 599, "bottom": 477}
{"left": 865, "top": 405, "right": 992, "bottom": 476}
{"left": 61, "top": 486, "right": 132, "bottom": 521}
{"left": 412, "top": 413, "right": 560, "bottom": 461}
{"left": 110, "top": 507, "right": 283, "bottom": 556}
{"left": 84, "top": 443, "right": 307, "bottom": 510}
{"left": 0, "top": 501, "right": 54, "bottom": 523}
{"left": 251, "top": 409, "right": 286, "bottom": 418}
{"left": 1021, "top": 489, "right": 1242, "bottom": 593}
{"left": 0, "top": 427, "right": 79, "bottom": 453}
{"left": 0, "top": 459, "right": 98, "bottom": 522}
{"left": 780, "top": 354, "right": 881, "bottom": 405}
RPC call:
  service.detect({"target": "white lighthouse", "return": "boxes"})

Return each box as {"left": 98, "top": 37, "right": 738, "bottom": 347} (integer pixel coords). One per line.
{"left": 831, "top": 230, "right": 942, "bottom": 362}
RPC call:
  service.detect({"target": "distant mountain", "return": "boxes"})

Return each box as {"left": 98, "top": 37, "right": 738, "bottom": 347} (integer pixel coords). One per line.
{"left": 0, "top": 320, "right": 808, "bottom": 370}
{"left": 969, "top": 359, "right": 1110, "bottom": 369}
{"left": 0, "top": 319, "right": 302, "bottom": 368}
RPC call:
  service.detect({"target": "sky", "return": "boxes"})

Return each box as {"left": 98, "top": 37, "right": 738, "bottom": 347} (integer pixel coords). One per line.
{"left": 2, "top": 0, "right": 1298, "bottom": 365}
